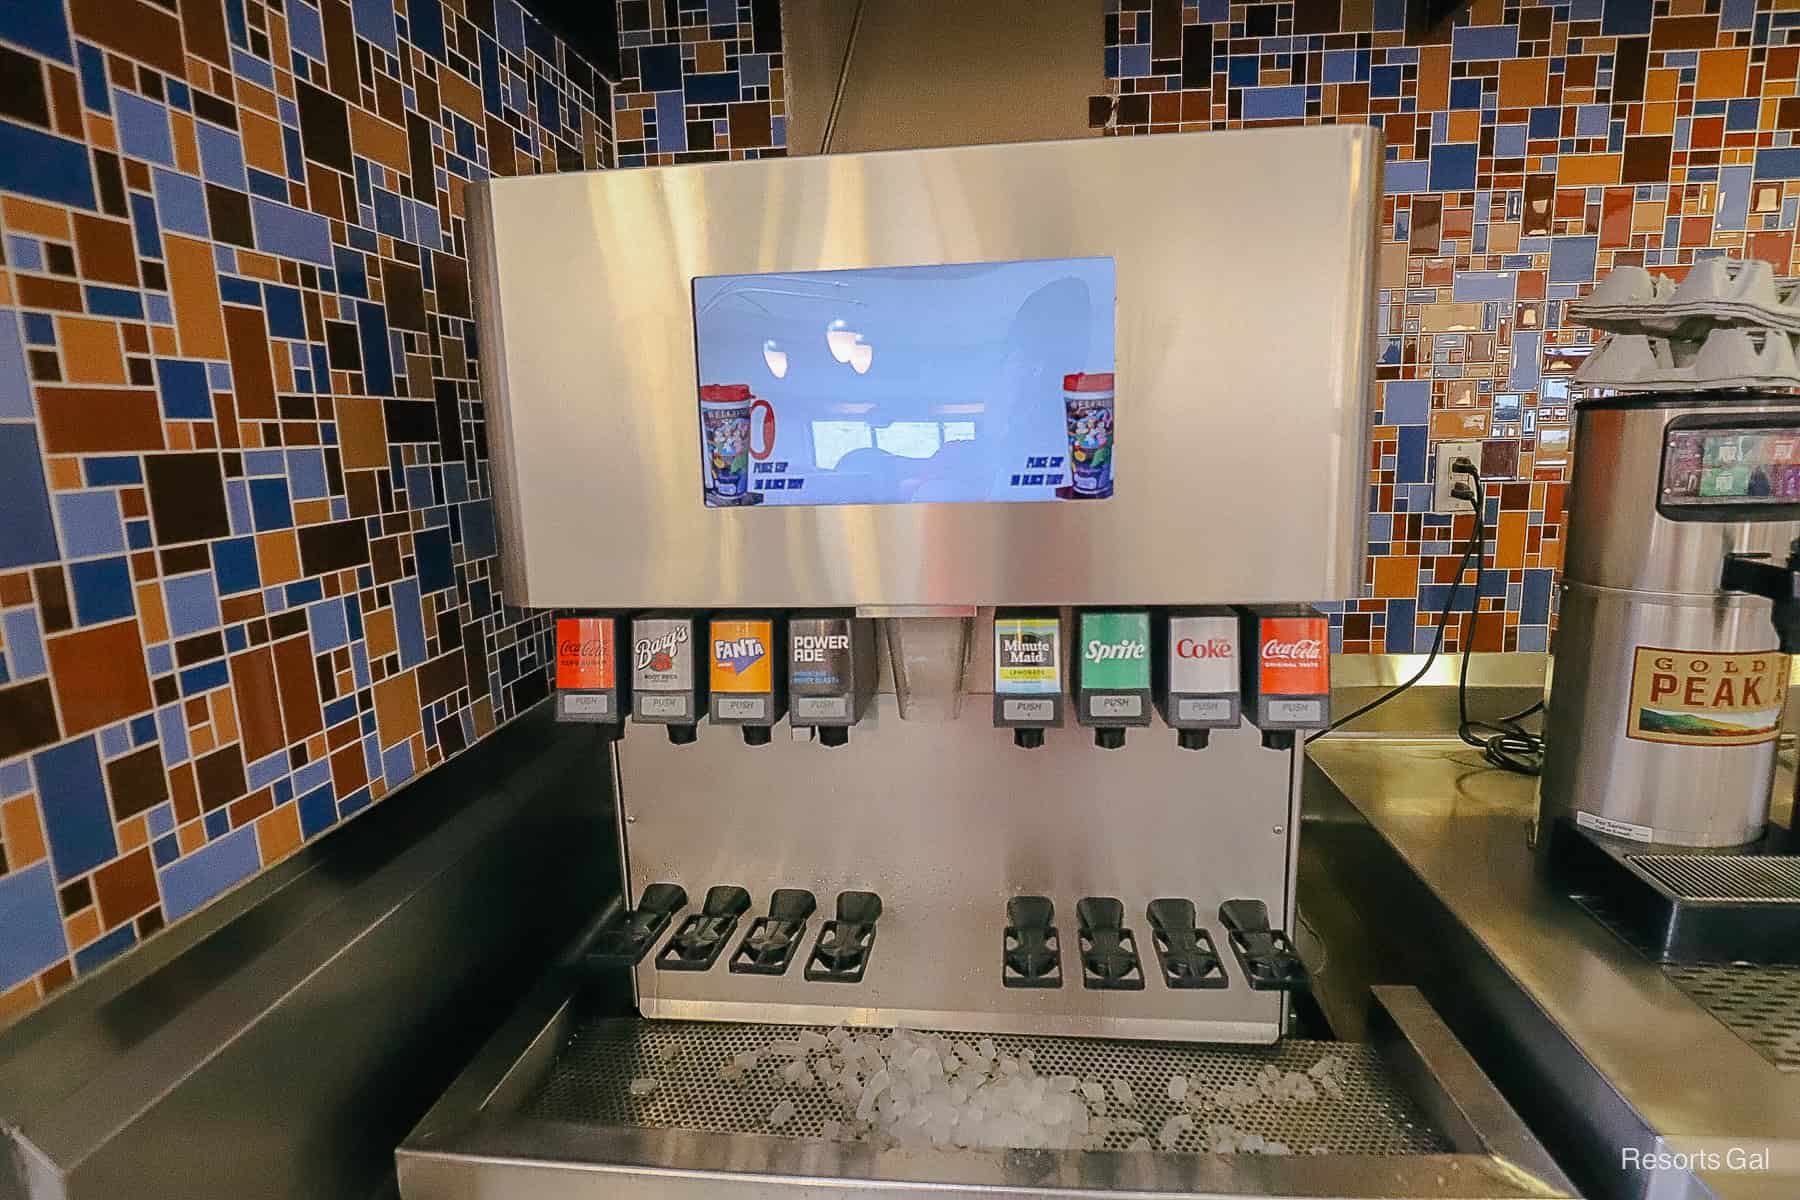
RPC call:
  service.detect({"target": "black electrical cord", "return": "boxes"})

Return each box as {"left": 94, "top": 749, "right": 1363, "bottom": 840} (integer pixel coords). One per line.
{"left": 1304, "top": 479, "right": 1485, "bottom": 744}
{"left": 1454, "top": 467, "right": 1544, "bottom": 776}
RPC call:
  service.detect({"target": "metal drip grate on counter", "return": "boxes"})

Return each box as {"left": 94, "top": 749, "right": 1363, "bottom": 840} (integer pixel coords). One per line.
{"left": 1665, "top": 963, "right": 1800, "bottom": 1072}
{"left": 1630, "top": 854, "right": 1800, "bottom": 902}
{"left": 522, "top": 1017, "right": 1449, "bottom": 1156}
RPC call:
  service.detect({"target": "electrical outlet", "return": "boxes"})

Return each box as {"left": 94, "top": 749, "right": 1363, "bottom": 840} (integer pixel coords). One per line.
{"left": 1433, "top": 440, "right": 1483, "bottom": 512}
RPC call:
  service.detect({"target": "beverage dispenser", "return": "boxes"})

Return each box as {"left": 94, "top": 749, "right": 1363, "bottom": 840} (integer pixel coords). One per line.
{"left": 468, "top": 128, "right": 1377, "bottom": 1045}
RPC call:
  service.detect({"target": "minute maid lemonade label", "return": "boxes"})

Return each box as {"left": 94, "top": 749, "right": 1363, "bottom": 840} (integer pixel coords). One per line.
{"left": 710, "top": 619, "right": 773, "bottom": 693}
{"left": 1626, "top": 646, "right": 1789, "bottom": 746}
{"left": 996, "top": 617, "right": 1061, "bottom": 693}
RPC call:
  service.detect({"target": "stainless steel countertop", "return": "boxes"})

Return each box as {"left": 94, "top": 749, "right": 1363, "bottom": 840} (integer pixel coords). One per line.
{"left": 1308, "top": 739, "right": 1800, "bottom": 1200}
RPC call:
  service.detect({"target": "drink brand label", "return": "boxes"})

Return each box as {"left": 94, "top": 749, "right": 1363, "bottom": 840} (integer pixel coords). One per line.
{"left": 632, "top": 619, "right": 693, "bottom": 692}
{"left": 790, "top": 619, "right": 852, "bottom": 693}
{"left": 1167, "top": 615, "right": 1239, "bottom": 695}
{"left": 995, "top": 617, "right": 1062, "bottom": 695}
{"left": 556, "top": 617, "right": 615, "bottom": 691}
{"left": 711, "top": 619, "right": 774, "bottom": 694}
{"left": 1626, "top": 646, "right": 1789, "bottom": 746}
{"left": 1080, "top": 612, "right": 1150, "bottom": 691}
{"left": 1257, "top": 617, "right": 1329, "bottom": 695}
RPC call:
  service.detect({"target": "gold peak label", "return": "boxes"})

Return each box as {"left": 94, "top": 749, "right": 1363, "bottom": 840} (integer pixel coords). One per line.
{"left": 1626, "top": 646, "right": 1789, "bottom": 747}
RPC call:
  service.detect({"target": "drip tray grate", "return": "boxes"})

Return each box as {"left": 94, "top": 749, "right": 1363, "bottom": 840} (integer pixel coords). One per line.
{"left": 1665, "top": 963, "right": 1800, "bottom": 1072}
{"left": 1629, "top": 854, "right": 1800, "bottom": 902}
{"left": 522, "top": 1017, "right": 1449, "bottom": 1156}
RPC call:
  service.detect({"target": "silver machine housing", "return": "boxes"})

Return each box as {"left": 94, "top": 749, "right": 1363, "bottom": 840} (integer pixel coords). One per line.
{"left": 1539, "top": 395, "right": 1800, "bottom": 847}
{"left": 468, "top": 127, "right": 1380, "bottom": 1044}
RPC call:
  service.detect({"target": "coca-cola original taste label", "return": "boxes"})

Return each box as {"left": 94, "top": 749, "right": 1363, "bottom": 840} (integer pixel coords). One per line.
{"left": 1258, "top": 617, "right": 1328, "bottom": 696}
{"left": 556, "top": 617, "right": 615, "bottom": 690}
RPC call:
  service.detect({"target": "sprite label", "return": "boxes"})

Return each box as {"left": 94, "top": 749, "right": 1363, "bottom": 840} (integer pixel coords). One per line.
{"left": 1080, "top": 612, "right": 1150, "bottom": 691}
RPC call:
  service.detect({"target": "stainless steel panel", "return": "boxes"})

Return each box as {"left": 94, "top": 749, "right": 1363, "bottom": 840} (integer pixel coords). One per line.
{"left": 397, "top": 982, "right": 1575, "bottom": 1200}
{"left": 1664, "top": 964, "right": 1800, "bottom": 1071}
{"left": 786, "top": 0, "right": 1106, "bottom": 155}
{"left": 1562, "top": 400, "right": 1800, "bottom": 595}
{"left": 471, "top": 128, "right": 1379, "bottom": 608}
{"left": 1306, "top": 739, "right": 1800, "bottom": 1200}
{"left": 620, "top": 696, "right": 1297, "bottom": 1043}
{"left": 1538, "top": 581, "right": 1778, "bottom": 846}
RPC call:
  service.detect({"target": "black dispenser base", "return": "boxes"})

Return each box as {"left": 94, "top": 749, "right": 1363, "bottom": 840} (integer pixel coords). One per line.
{"left": 1550, "top": 818, "right": 1800, "bottom": 965}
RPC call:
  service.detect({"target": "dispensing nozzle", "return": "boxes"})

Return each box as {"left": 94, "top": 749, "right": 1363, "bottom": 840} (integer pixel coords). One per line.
{"left": 1720, "top": 538, "right": 1800, "bottom": 654}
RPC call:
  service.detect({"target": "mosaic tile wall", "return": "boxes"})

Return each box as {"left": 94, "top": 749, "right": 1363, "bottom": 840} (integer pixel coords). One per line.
{"left": 1101, "top": 0, "right": 1800, "bottom": 654}
{"left": 612, "top": 0, "right": 786, "bottom": 166}
{"left": 0, "top": 0, "right": 611, "bottom": 1025}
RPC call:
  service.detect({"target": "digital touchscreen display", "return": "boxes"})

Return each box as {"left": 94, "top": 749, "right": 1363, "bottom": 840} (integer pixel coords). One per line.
{"left": 692, "top": 257, "right": 1117, "bottom": 507}
{"left": 1662, "top": 427, "right": 1800, "bottom": 506}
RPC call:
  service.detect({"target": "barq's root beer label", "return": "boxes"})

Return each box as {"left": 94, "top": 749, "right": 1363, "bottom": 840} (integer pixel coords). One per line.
{"left": 556, "top": 618, "right": 614, "bottom": 690}
{"left": 1626, "top": 646, "right": 1790, "bottom": 746}
{"left": 1258, "top": 618, "right": 1328, "bottom": 695}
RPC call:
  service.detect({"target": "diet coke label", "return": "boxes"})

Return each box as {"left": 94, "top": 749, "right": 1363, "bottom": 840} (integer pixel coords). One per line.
{"left": 1257, "top": 617, "right": 1329, "bottom": 696}
{"left": 1167, "top": 614, "right": 1240, "bottom": 696}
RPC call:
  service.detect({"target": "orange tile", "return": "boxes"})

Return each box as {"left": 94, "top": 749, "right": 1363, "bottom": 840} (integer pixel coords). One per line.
{"left": 1418, "top": 45, "right": 1450, "bottom": 111}
{"left": 136, "top": 581, "right": 169, "bottom": 643}
{"left": 235, "top": 250, "right": 282, "bottom": 281}
{"left": 65, "top": 908, "right": 101, "bottom": 949}
{"left": 0, "top": 272, "right": 11, "bottom": 305}
{"left": 256, "top": 802, "right": 304, "bottom": 864}
{"left": 47, "top": 457, "right": 83, "bottom": 489}
{"left": 1697, "top": 49, "right": 1749, "bottom": 99}
{"left": 1499, "top": 58, "right": 1548, "bottom": 108}
{"left": 0, "top": 979, "right": 42, "bottom": 1027}
{"left": 1558, "top": 154, "right": 1622, "bottom": 186}
{"left": 150, "top": 326, "right": 177, "bottom": 354}
{"left": 374, "top": 671, "right": 423, "bottom": 748}
{"left": 256, "top": 530, "right": 302, "bottom": 584}
{"left": 1641, "top": 102, "right": 1676, "bottom": 134}
{"left": 3, "top": 197, "right": 71, "bottom": 238}
{"left": 1, "top": 796, "right": 48, "bottom": 867}
{"left": 164, "top": 235, "right": 228, "bottom": 358}
{"left": 55, "top": 316, "right": 126, "bottom": 385}
{"left": 350, "top": 108, "right": 411, "bottom": 173}
{"left": 239, "top": 108, "right": 285, "bottom": 176}
{"left": 118, "top": 813, "right": 147, "bottom": 851}
{"left": 171, "top": 111, "right": 199, "bottom": 174}
{"left": 190, "top": 724, "right": 215, "bottom": 755}
{"left": 83, "top": 112, "right": 116, "bottom": 150}
{"left": 1373, "top": 556, "right": 1420, "bottom": 598}
{"left": 178, "top": 820, "right": 207, "bottom": 854}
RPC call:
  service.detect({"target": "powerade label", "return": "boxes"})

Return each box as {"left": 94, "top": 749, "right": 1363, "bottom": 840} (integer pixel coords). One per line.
{"left": 632, "top": 619, "right": 693, "bottom": 692}
{"left": 996, "top": 617, "right": 1061, "bottom": 694}
{"left": 1080, "top": 612, "right": 1151, "bottom": 690}
{"left": 790, "top": 620, "right": 851, "bottom": 690}
{"left": 1626, "top": 646, "right": 1788, "bottom": 746}
{"left": 1167, "top": 615, "right": 1238, "bottom": 696}
{"left": 710, "top": 619, "right": 773, "bottom": 694}
{"left": 556, "top": 617, "right": 616, "bottom": 690}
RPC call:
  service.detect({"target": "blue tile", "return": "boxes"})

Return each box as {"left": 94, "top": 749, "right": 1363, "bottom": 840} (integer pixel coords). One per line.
{"left": 249, "top": 477, "right": 293, "bottom": 530}
{"left": 152, "top": 833, "right": 179, "bottom": 866}
{"left": 0, "top": 310, "right": 31, "bottom": 418}
{"left": 289, "top": 0, "right": 327, "bottom": 59}
{"left": 1718, "top": 165, "right": 1752, "bottom": 231}
{"left": 152, "top": 168, "right": 209, "bottom": 237}
{"left": 56, "top": 491, "right": 127, "bottom": 558}
{"left": 1381, "top": 381, "right": 1430, "bottom": 425}
{"left": 412, "top": 0, "right": 445, "bottom": 59}
{"left": 156, "top": 704, "right": 189, "bottom": 766}
{"left": 0, "top": 426, "right": 59, "bottom": 569}
{"left": 1384, "top": 159, "right": 1428, "bottom": 194}
{"left": 85, "top": 286, "right": 143, "bottom": 318}
{"left": 393, "top": 577, "right": 425, "bottom": 667}
{"left": 352, "top": 0, "right": 399, "bottom": 51}
{"left": 114, "top": 91, "right": 174, "bottom": 166}
{"left": 178, "top": 659, "right": 228, "bottom": 696}
{"left": 460, "top": 499, "right": 496, "bottom": 560}
{"left": 1451, "top": 25, "right": 1517, "bottom": 62}
{"left": 74, "top": 922, "right": 137, "bottom": 974}
{"left": 76, "top": 42, "right": 109, "bottom": 112}
{"left": 1549, "top": 236, "right": 1598, "bottom": 283}
{"left": 1243, "top": 86, "right": 1305, "bottom": 120}
{"left": 99, "top": 721, "right": 130, "bottom": 758}
{"left": 1383, "top": 600, "right": 1417, "bottom": 654}
{"left": 0, "top": 121, "right": 95, "bottom": 210}
{"left": 158, "top": 824, "right": 261, "bottom": 921}
{"left": 333, "top": 246, "right": 366, "bottom": 297}
{"left": 0, "top": 864, "right": 69, "bottom": 990}
{"left": 308, "top": 597, "right": 349, "bottom": 651}
{"left": 244, "top": 449, "right": 285, "bottom": 476}
{"left": 286, "top": 448, "right": 327, "bottom": 499}
{"left": 684, "top": 71, "right": 740, "bottom": 105}
{"left": 246, "top": 749, "right": 287, "bottom": 790}
{"left": 1428, "top": 143, "right": 1477, "bottom": 192}
{"left": 414, "top": 527, "right": 453, "bottom": 594}
{"left": 155, "top": 358, "right": 211, "bottom": 419}
{"left": 264, "top": 284, "right": 304, "bottom": 338}
{"left": 356, "top": 300, "right": 393, "bottom": 395}
{"left": 69, "top": 557, "right": 135, "bottom": 625}
{"left": 4, "top": 607, "right": 47, "bottom": 679}
{"left": 33, "top": 737, "right": 118, "bottom": 881}
{"left": 382, "top": 739, "right": 414, "bottom": 786}
{"left": 1510, "top": 332, "right": 1542, "bottom": 390}
{"left": 249, "top": 198, "right": 332, "bottom": 265}
{"left": 297, "top": 782, "right": 337, "bottom": 838}
{"left": 212, "top": 536, "right": 260, "bottom": 596}
{"left": 130, "top": 713, "right": 156, "bottom": 745}
{"left": 164, "top": 572, "right": 222, "bottom": 637}
{"left": 1753, "top": 148, "right": 1800, "bottom": 180}
{"left": 653, "top": 92, "right": 686, "bottom": 153}
{"left": 1601, "top": 0, "right": 1651, "bottom": 36}
{"left": 195, "top": 122, "right": 248, "bottom": 188}
{"left": 1395, "top": 425, "right": 1428, "bottom": 484}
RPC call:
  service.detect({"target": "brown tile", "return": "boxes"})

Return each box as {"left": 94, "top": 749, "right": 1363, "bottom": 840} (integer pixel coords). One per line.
{"left": 227, "top": 786, "right": 273, "bottom": 828}
{"left": 230, "top": 647, "right": 285, "bottom": 762}
{"left": 69, "top": 0, "right": 186, "bottom": 76}
{"left": 1409, "top": 197, "right": 1441, "bottom": 253}
{"left": 1498, "top": 58, "right": 1548, "bottom": 109}
{"left": 204, "top": 183, "right": 254, "bottom": 248}
{"left": 1650, "top": 15, "right": 1719, "bottom": 50}
{"left": 373, "top": 669, "right": 422, "bottom": 748}
{"left": 17, "top": 276, "right": 83, "bottom": 312}
{"left": 384, "top": 262, "right": 427, "bottom": 331}
{"left": 104, "top": 743, "right": 169, "bottom": 820}
{"left": 336, "top": 397, "right": 388, "bottom": 468}
{"left": 297, "top": 519, "right": 369, "bottom": 576}
{"left": 272, "top": 634, "right": 324, "bottom": 741}
{"left": 0, "top": 45, "right": 51, "bottom": 129}
{"left": 71, "top": 214, "right": 139, "bottom": 285}
{"left": 34, "top": 566, "right": 71, "bottom": 632}
{"left": 0, "top": 572, "right": 30, "bottom": 605}
{"left": 46, "top": 64, "right": 81, "bottom": 139}
{"left": 727, "top": 101, "right": 771, "bottom": 149}
{"left": 0, "top": 679, "right": 61, "bottom": 760}
{"left": 1621, "top": 135, "right": 1672, "bottom": 184}
{"left": 55, "top": 317, "right": 126, "bottom": 386}
{"left": 144, "top": 452, "right": 230, "bottom": 544}
{"left": 46, "top": 619, "right": 153, "bottom": 736}
{"left": 432, "top": 251, "right": 468, "bottom": 318}
{"left": 165, "top": 235, "right": 229, "bottom": 358}
{"left": 169, "top": 760, "right": 199, "bottom": 822}
{"left": 224, "top": 305, "right": 276, "bottom": 419}
{"left": 349, "top": 106, "right": 410, "bottom": 173}
{"left": 177, "top": 0, "right": 232, "bottom": 68}
{"left": 93, "top": 848, "right": 159, "bottom": 926}
{"left": 194, "top": 743, "right": 247, "bottom": 811}
{"left": 328, "top": 739, "right": 369, "bottom": 797}
{"left": 417, "top": 650, "right": 465, "bottom": 703}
